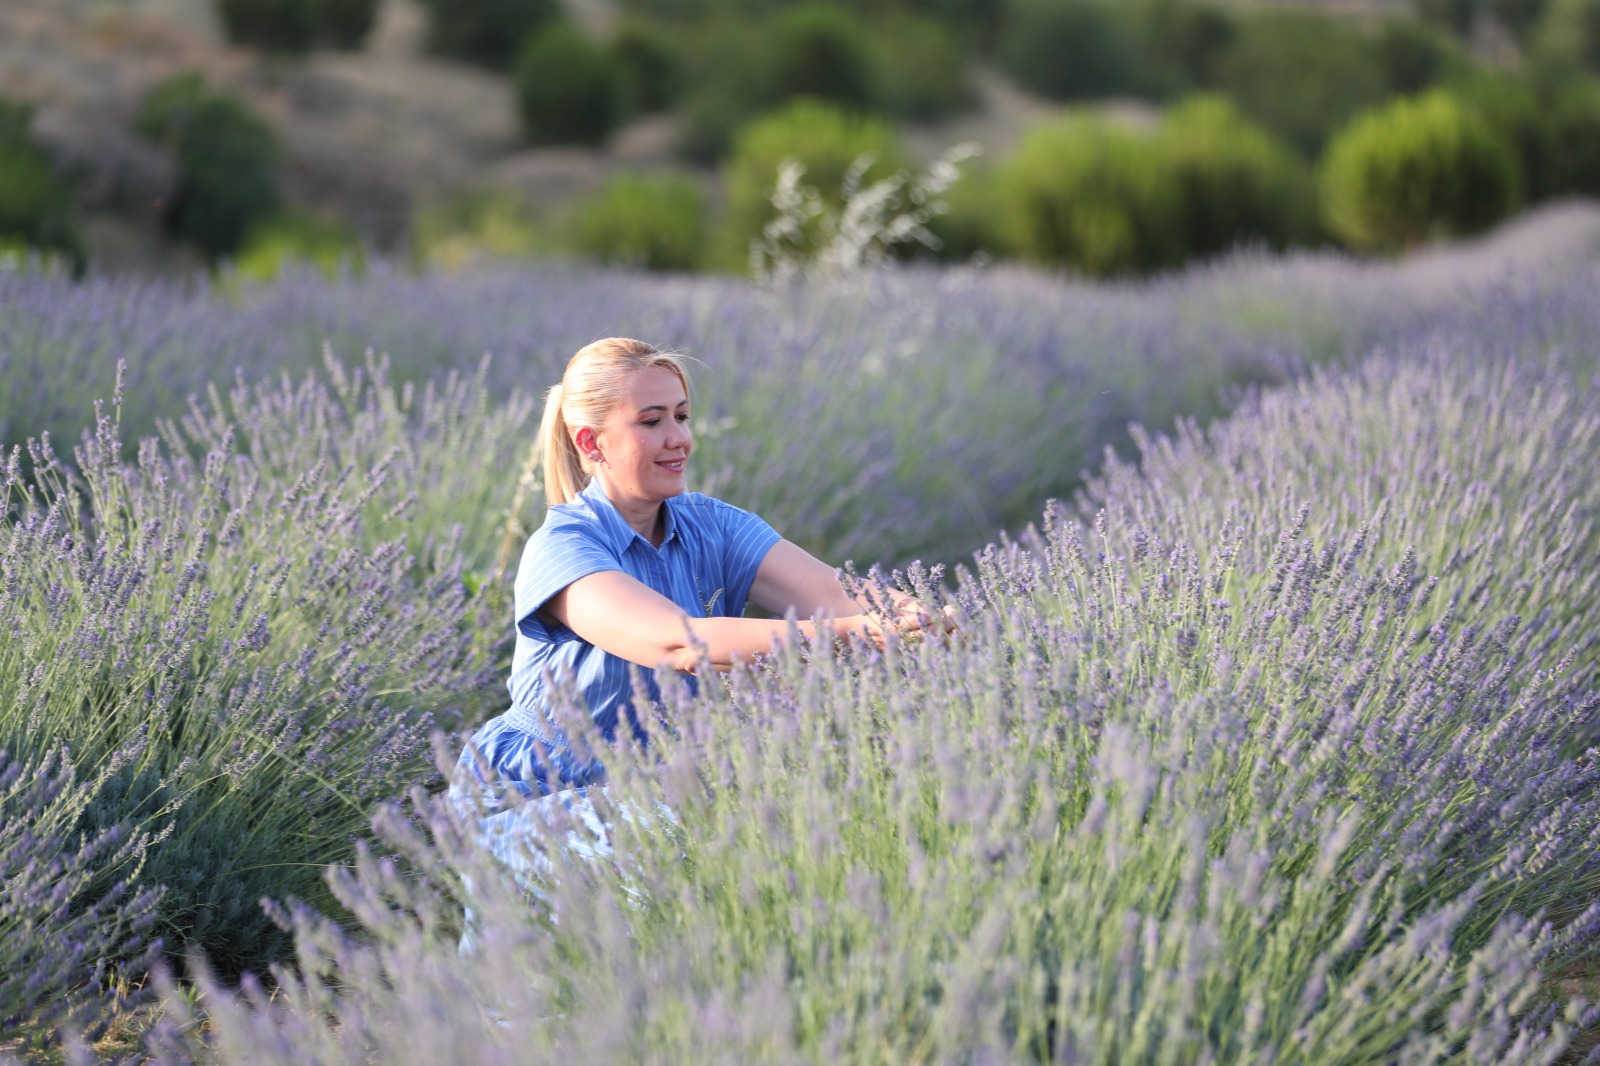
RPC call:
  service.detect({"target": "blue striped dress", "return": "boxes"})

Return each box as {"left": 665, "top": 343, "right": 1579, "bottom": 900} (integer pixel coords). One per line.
{"left": 451, "top": 478, "right": 781, "bottom": 824}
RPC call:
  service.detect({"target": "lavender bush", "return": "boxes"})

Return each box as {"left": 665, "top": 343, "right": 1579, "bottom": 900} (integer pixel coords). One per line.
{"left": 1, "top": 748, "right": 160, "bottom": 1035}
{"left": 143, "top": 343, "right": 1600, "bottom": 1062}
{"left": 1, "top": 362, "right": 504, "bottom": 972}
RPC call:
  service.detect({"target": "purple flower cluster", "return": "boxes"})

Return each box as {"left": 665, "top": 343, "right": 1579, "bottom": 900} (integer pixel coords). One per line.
{"left": 0, "top": 747, "right": 161, "bottom": 1034}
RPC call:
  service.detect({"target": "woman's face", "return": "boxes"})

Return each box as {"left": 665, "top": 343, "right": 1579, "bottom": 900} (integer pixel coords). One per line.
{"left": 588, "top": 365, "right": 692, "bottom": 506}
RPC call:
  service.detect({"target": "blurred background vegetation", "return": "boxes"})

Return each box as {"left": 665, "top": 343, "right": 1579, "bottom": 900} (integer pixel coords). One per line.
{"left": 4, "top": 0, "right": 1600, "bottom": 280}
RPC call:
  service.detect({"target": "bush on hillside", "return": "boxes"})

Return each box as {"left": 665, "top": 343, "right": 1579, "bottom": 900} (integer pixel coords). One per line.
{"left": 418, "top": 0, "right": 563, "bottom": 69}
{"left": 571, "top": 172, "right": 707, "bottom": 271}
{"left": 1537, "top": 0, "right": 1600, "bottom": 71}
{"left": 232, "top": 213, "right": 365, "bottom": 284}
{"left": 1320, "top": 90, "right": 1520, "bottom": 252}
{"left": 998, "top": 114, "right": 1184, "bottom": 276}
{"left": 317, "top": 0, "right": 381, "bottom": 48}
{"left": 1542, "top": 77, "right": 1600, "bottom": 197}
{"left": 1493, "top": 0, "right": 1554, "bottom": 38}
{"left": 672, "top": 18, "right": 780, "bottom": 162}
{"left": 871, "top": 12, "right": 975, "bottom": 120}
{"left": 1372, "top": 17, "right": 1468, "bottom": 95}
{"left": 1213, "top": 10, "right": 1390, "bottom": 155}
{"left": 768, "top": 4, "right": 879, "bottom": 111}
{"left": 612, "top": 16, "right": 682, "bottom": 114}
{"left": 514, "top": 24, "right": 626, "bottom": 145}
{"left": 1159, "top": 95, "right": 1317, "bottom": 258}
{"left": 1131, "top": 0, "right": 1237, "bottom": 96}
{"left": 1416, "top": 0, "right": 1477, "bottom": 34}
{"left": 0, "top": 100, "right": 85, "bottom": 272}
{"left": 919, "top": 163, "right": 1007, "bottom": 262}
{"left": 1446, "top": 69, "right": 1557, "bottom": 201}
{"left": 216, "top": 0, "right": 317, "bottom": 52}
{"left": 215, "top": 0, "right": 378, "bottom": 52}
{"left": 997, "top": 0, "right": 1145, "bottom": 101}
{"left": 720, "top": 100, "right": 906, "bottom": 268}
{"left": 135, "top": 73, "right": 281, "bottom": 260}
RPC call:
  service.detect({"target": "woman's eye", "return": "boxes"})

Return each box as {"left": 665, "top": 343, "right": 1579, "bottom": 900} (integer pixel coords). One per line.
{"left": 676, "top": 413, "right": 691, "bottom": 423}
{"left": 642, "top": 418, "right": 660, "bottom": 427}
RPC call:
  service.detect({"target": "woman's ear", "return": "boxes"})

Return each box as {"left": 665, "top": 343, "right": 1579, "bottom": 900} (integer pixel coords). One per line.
{"left": 576, "top": 422, "right": 601, "bottom": 460}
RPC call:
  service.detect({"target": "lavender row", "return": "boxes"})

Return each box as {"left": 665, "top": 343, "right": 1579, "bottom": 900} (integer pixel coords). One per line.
{"left": 7, "top": 253, "right": 1598, "bottom": 572}
{"left": 0, "top": 364, "right": 505, "bottom": 973}
{"left": 146, "top": 346, "right": 1600, "bottom": 1062}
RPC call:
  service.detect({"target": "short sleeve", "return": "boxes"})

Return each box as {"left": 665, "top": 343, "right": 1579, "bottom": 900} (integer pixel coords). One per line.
{"left": 513, "top": 523, "right": 619, "bottom": 642}
{"left": 712, "top": 499, "right": 783, "bottom": 616}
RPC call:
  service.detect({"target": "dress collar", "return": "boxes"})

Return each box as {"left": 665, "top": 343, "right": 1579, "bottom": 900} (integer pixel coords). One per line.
{"left": 578, "top": 478, "right": 679, "bottom": 552}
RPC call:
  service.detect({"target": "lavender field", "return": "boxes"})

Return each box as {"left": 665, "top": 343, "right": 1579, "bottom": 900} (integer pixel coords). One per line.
{"left": 4, "top": 222, "right": 1600, "bottom": 1061}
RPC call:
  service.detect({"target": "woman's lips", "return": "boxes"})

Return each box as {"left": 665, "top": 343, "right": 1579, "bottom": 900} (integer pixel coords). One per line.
{"left": 657, "top": 458, "right": 686, "bottom": 471}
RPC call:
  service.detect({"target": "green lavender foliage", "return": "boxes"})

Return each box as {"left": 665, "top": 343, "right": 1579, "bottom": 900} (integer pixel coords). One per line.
{"left": 0, "top": 358, "right": 513, "bottom": 972}
{"left": 0, "top": 748, "right": 161, "bottom": 1032}
{"left": 146, "top": 344, "right": 1600, "bottom": 1063}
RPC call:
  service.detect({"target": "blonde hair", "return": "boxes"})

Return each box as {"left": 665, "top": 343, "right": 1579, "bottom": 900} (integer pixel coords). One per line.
{"left": 538, "top": 337, "right": 692, "bottom": 507}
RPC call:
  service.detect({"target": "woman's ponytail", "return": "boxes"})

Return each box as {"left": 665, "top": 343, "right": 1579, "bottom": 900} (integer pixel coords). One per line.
{"left": 538, "top": 382, "right": 587, "bottom": 507}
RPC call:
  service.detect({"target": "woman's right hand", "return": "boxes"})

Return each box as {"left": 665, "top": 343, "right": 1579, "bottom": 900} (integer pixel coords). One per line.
{"left": 845, "top": 602, "right": 959, "bottom": 650}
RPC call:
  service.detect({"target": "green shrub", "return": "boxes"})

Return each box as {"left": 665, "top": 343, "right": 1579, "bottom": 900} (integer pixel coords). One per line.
{"left": 997, "top": 0, "right": 1145, "bottom": 101}
{"left": 136, "top": 73, "right": 281, "bottom": 260}
{"left": 1159, "top": 95, "right": 1317, "bottom": 258}
{"left": 0, "top": 99, "right": 84, "bottom": 272}
{"left": 216, "top": 0, "right": 317, "bottom": 52}
{"left": 1536, "top": 0, "right": 1600, "bottom": 71}
{"left": 672, "top": 18, "right": 778, "bottom": 162}
{"left": 612, "top": 16, "right": 681, "bottom": 114}
{"left": 1371, "top": 17, "right": 1468, "bottom": 95}
{"left": 318, "top": 0, "right": 382, "bottom": 48}
{"left": 1131, "top": 0, "right": 1237, "bottom": 96}
{"left": 997, "top": 113, "right": 1184, "bottom": 276}
{"left": 570, "top": 172, "right": 706, "bottom": 271}
{"left": 1542, "top": 77, "right": 1600, "bottom": 197}
{"left": 1320, "top": 90, "right": 1521, "bottom": 252}
{"left": 1213, "top": 10, "right": 1389, "bottom": 155}
{"left": 514, "top": 24, "right": 626, "bottom": 145}
{"left": 1416, "top": 0, "right": 1476, "bottom": 34}
{"left": 720, "top": 99, "right": 906, "bottom": 269}
{"left": 919, "top": 163, "right": 1008, "bottom": 262}
{"left": 409, "top": 188, "right": 553, "bottom": 269}
{"left": 215, "top": 0, "right": 378, "bottom": 52}
{"left": 417, "top": 0, "right": 563, "bottom": 69}
{"left": 231, "top": 213, "right": 365, "bottom": 284}
{"left": 1493, "top": 0, "right": 1554, "bottom": 39}
{"left": 871, "top": 12, "right": 974, "bottom": 120}
{"left": 767, "top": 4, "right": 879, "bottom": 111}
{"left": 1446, "top": 69, "right": 1557, "bottom": 201}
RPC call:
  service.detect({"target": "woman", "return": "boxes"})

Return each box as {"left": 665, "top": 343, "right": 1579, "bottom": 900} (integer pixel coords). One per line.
{"left": 451, "top": 337, "right": 940, "bottom": 882}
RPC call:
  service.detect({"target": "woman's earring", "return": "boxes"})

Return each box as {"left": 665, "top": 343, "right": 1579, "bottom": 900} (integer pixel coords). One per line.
{"left": 590, "top": 453, "right": 603, "bottom": 463}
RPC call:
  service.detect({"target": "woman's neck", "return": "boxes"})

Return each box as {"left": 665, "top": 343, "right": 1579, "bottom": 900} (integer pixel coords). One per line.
{"left": 596, "top": 479, "right": 665, "bottom": 547}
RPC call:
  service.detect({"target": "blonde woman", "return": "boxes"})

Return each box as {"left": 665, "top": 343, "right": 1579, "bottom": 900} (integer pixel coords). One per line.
{"left": 451, "top": 338, "right": 944, "bottom": 896}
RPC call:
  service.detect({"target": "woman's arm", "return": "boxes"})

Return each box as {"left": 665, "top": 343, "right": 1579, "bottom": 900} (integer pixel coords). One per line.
{"left": 542, "top": 568, "right": 884, "bottom": 674}
{"left": 749, "top": 539, "right": 940, "bottom": 630}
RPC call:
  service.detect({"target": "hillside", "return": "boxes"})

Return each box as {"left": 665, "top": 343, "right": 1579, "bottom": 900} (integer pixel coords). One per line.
{"left": 1, "top": 0, "right": 1083, "bottom": 274}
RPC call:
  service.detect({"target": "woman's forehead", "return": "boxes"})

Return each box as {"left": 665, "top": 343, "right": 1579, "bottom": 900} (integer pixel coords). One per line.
{"left": 623, "top": 365, "right": 687, "bottom": 407}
